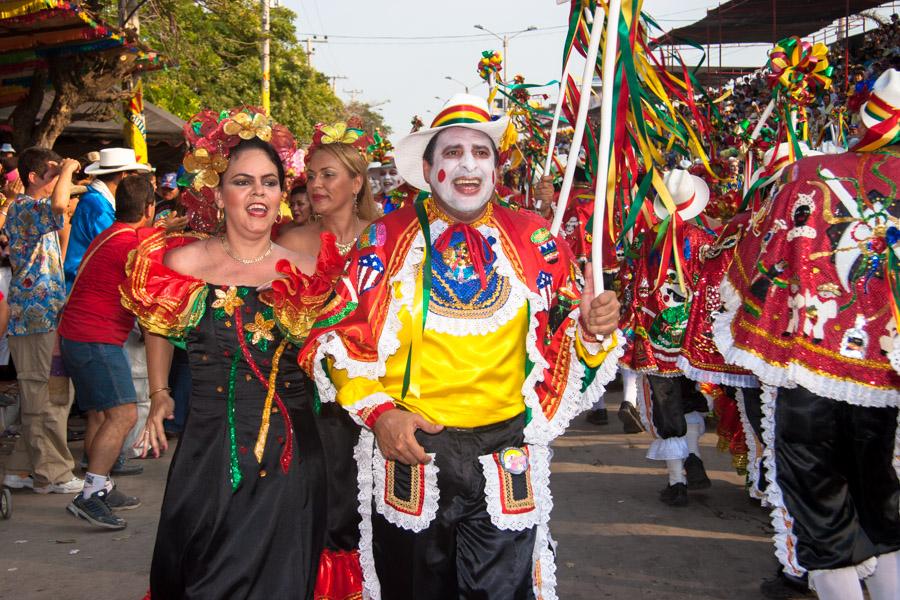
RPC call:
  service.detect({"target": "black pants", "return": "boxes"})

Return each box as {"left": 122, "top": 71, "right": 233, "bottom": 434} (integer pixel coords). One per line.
{"left": 647, "top": 375, "right": 708, "bottom": 439}
{"left": 373, "top": 414, "right": 537, "bottom": 600}
{"left": 775, "top": 386, "right": 900, "bottom": 570}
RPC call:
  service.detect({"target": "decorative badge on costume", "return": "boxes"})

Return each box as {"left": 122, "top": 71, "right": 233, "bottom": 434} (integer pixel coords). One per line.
{"left": 499, "top": 447, "right": 529, "bottom": 475}
{"left": 357, "top": 253, "right": 385, "bottom": 295}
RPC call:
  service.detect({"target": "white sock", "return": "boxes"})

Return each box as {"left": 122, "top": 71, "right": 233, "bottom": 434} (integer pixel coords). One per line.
{"left": 685, "top": 412, "right": 705, "bottom": 457}
{"left": 809, "top": 566, "right": 864, "bottom": 600}
{"left": 82, "top": 472, "right": 108, "bottom": 498}
{"left": 622, "top": 370, "right": 638, "bottom": 407}
{"left": 865, "top": 551, "right": 900, "bottom": 600}
{"left": 666, "top": 459, "right": 686, "bottom": 486}
{"left": 104, "top": 477, "right": 114, "bottom": 493}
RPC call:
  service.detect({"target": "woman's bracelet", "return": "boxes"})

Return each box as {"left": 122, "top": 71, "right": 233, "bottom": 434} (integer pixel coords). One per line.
{"left": 149, "top": 386, "right": 172, "bottom": 398}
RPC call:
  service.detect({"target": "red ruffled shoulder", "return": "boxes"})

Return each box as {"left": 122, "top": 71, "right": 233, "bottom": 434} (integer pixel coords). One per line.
{"left": 120, "top": 229, "right": 209, "bottom": 338}
{"left": 264, "top": 232, "right": 347, "bottom": 345}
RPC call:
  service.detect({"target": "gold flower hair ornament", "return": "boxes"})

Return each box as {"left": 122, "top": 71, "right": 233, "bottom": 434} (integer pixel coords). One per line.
{"left": 223, "top": 111, "right": 273, "bottom": 142}
{"left": 308, "top": 120, "right": 371, "bottom": 156}
{"left": 178, "top": 106, "right": 297, "bottom": 234}
{"left": 183, "top": 147, "right": 229, "bottom": 190}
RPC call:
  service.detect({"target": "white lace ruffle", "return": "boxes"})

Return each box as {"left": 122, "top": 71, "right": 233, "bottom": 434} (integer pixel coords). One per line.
{"left": 311, "top": 329, "right": 386, "bottom": 405}
{"left": 890, "top": 336, "right": 900, "bottom": 376}
{"left": 345, "top": 392, "right": 396, "bottom": 428}
{"left": 630, "top": 370, "right": 656, "bottom": 437}
{"left": 424, "top": 220, "right": 528, "bottom": 337}
{"left": 736, "top": 389, "right": 768, "bottom": 505}
{"left": 530, "top": 475, "right": 559, "bottom": 600}
{"left": 675, "top": 355, "right": 759, "bottom": 388}
{"left": 581, "top": 326, "right": 627, "bottom": 410}
{"left": 760, "top": 384, "right": 806, "bottom": 578}
{"left": 646, "top": 436, "right": 689, "bottom": 461}
{"left": 354, "top": 430, "right": 381, "bottom": 600}
{"left": 714, "top": 277, "right": 900, "bottom": 408}
{"left": 371, "top": 445, "right": 439, "bottom": 533}
{"left": 478, "top": 444, "right": 549, "bottom": 531}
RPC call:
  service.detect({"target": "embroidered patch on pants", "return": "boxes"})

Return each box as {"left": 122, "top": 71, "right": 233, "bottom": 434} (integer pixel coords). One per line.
{"left": 372, "top": 447, "right": 439, "bottom": 532}
{"left": 479, "top": 445, "right": 543, "bottom": 531}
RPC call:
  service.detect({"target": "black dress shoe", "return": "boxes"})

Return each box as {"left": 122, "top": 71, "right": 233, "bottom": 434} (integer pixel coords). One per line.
{"left": 618, "top": 401, "right": 644, "bottom": 433}
{"left": 659, "top": 482, "right": 688, "bottom": 506}
{"left": 684, "top": 453, "right": 711, "bottom": 490}
{"left": 586, "top": 408, "right": 609, "bottom": 425}
{"left": 759, "top": 569, "right": 814, "bottom": 599}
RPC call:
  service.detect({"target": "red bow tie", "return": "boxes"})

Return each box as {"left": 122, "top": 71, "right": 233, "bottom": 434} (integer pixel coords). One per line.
{"left": 433, "top": 222, "right": 496, "bottom": 289}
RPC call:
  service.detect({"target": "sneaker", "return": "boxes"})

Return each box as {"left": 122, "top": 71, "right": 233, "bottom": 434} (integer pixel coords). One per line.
{"left": 111, "top": 457, "right": 143, "bottom": 476}
{"left": 684, "top": 453, "right": 712, "bottom": 490}
{"left": 618, "top": 401, "right": 644, "bottom": 434}
{"left": 3, "top": 473, "right": 34, "bottom": 489}
{"left": 34, "top": 477, "right": 84, "bottom": 494}
{"left": 759, "top": 569, "right": 814, "bottom": 599}
{"left": 106, "top": 487, "right": 141, "bottom": 511}
{"left": 659, "top": 482, "right": 689, "bottom": 507}
{"left": 586, "top": 408, "right": 609, "bottom": 426}
{"left": 67, "top": 490, "right": 126, "bottom": 530}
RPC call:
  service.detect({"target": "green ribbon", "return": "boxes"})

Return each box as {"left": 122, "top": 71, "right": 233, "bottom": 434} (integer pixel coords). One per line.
{"left": 401, "top": 200, "right": 433, "bottom": 401}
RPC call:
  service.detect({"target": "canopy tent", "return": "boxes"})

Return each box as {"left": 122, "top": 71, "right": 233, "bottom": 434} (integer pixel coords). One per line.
{"left": 0, "top": 0, "right": 164, "bottom": 108}
{"left": 660, "top": 0, "right": 889, "bottom": 45}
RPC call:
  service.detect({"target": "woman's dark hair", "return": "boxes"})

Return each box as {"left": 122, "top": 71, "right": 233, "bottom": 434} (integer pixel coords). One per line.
{"left": 115, "top": 175, "right": 156, "bottom": 222}
{"left": 225, "top": 137, "right": 285, "bottom": 189}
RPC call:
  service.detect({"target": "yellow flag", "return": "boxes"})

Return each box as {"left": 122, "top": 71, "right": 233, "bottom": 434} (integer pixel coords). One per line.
{"left": 124, "top": 80, "right": 148, "bottom": 163}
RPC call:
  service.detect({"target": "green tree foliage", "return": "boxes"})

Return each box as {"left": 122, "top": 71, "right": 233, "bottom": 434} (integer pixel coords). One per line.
{"left": 137, "top": 0, "right": 344, "bottom": 141}
{"left": 344, "top": 100, "right": 391, "bottom": 137}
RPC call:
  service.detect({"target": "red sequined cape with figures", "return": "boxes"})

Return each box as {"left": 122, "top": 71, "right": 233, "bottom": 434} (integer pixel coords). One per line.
{"left": 715, "top": 150, "right": 900, "bottom": 407}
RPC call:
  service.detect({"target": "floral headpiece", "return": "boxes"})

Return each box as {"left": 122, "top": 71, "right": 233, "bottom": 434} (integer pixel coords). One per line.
{"left": 307, "top": 119, "right": 372, "bottom": 159}
{"left": 366, "top": 128, "right": 393, "bottom": 164}
{"left": 179, "top": 106, "right": 297, "bottom": 233}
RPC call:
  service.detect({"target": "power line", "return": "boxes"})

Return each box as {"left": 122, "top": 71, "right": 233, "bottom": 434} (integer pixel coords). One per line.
{"left": 294, "top": 25, "right": 567, "bottom": 41}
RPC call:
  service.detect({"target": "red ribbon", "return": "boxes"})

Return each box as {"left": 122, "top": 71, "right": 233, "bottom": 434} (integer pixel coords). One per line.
{"left": 654, "top": 192, "right": 694, "bottom": 291}
{"left": 434, "top": 223, "right": 496, "bottom": 289}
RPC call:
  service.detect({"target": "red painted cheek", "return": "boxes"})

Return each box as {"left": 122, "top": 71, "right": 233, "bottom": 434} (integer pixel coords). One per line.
{"left": 437, "top": 169, "right": 446, "bottom": 183}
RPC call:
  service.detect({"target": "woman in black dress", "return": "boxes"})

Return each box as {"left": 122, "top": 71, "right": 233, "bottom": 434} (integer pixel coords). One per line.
{"left": 124, "top": 108, "right": 330, "bottom": 599}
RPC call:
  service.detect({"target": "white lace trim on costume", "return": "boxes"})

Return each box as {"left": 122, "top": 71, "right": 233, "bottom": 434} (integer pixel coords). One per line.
{"left": 344, "top": 392, "right": 395, "bottom": 428}
{"left": 531, "top": 471, "right": 559, "bottom": 600}
{"left": 630, "top": 370, "right": 655, "bottom": 437}
{"left": 890, "top": 336, "right": 900, "bottom": 376}
{"left": 647, "top": 436, "right": 689, "bottom": 461}
{"left": 371, "top": 445, "right": 439, "bottom": 533}
{"left": 478, "top": 444, "right": 549, "bottom": 531}
{"left": 423, "top": 220, "right": 526, "bottom": 337}
{"left": 714, "top": 277, "right": 900, "bottom": 408}
{"left": 760, "top": 384, "right": 806, "bottom": 578}
{"left": 736, "top": 388, "right": 768, "bottom": 505}
{"left": 354, "top": 430, "right": 381, "bottom": 600}
{"left": 675, "top": 355, "right": 759, "bottom": 388}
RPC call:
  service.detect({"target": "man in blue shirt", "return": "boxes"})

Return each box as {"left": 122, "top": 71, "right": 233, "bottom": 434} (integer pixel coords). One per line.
{"left": 63, "top": 147, "right": 151, "bottom": 293}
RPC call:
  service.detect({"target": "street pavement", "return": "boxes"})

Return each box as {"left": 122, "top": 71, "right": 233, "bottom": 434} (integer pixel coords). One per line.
{"left": 1, "top": 392, "right": 779, "bottom": 599}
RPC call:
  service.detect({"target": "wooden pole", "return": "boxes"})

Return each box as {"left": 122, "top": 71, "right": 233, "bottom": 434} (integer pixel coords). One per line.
{"left": 261, "top": 0, "right": 271, "bottom": 115}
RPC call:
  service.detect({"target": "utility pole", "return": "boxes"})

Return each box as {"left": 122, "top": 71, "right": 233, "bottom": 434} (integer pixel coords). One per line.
{"left": 302, "top": 35, "right": 328, "bottom": 66}
{"left": 328, "top": 75, "right": 347, "bottom": 91}
{"left": 343, "top": 88, "right": 362, "bottom": 103}
{"left": 261, "top": 0, "right": 270, "bottom": 114}
{"left": 119, "top": 0, "right": 147, "bottom": 162}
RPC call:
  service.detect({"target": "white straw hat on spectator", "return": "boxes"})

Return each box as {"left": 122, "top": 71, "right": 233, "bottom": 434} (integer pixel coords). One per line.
{"left": 84, "top": 148, "right": 151, "bottom": 175}
{"left": 0, "top": 143, "right": 15, "bottom": 153}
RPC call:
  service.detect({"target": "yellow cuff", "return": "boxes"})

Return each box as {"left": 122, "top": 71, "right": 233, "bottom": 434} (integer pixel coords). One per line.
{"left": 575, "top": 331, "right": 617, "bottom": 369}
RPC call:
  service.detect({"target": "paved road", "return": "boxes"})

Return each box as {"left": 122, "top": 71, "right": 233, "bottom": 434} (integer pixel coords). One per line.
{"left": 0, "top": 393, "right": 779, "bottom": 600}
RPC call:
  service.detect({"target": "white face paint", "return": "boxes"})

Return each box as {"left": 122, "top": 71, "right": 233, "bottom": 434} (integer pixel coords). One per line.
{"left": 427, "top": 127, "right": 496, "bottom": 216}
{"left": 368, "top": 169, "right": 382, "bottom": 195}
{"left": 380, "top": 166, "right": 403, "bottom": 192}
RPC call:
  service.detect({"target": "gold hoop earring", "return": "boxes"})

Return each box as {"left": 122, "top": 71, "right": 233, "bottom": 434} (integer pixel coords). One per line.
{"left": 217, "top": 206, "right": 224, "bottom": 223}
{"left": 275, "top": 213, "right": 283, "bottom": 224}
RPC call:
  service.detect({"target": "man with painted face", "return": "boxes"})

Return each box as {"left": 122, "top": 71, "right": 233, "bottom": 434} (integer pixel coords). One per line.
{"left": 296, "top": 94, "right": 624, "bottom": 599}
{"left": 380, "top": 154, "right": 423, "bottom": 214}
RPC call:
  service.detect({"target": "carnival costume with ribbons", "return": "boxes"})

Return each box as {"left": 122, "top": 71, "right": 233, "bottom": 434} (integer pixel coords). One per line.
{"left": 713, "top": 70, "right": 900, "bottom": 584}
{"left": 270, "top": 93, "right": 623, "bottom": 600}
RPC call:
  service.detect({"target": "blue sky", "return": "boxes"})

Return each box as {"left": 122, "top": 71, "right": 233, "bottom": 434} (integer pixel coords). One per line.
{"left": 282, "top": 0, "right": 893, "bottom": 138}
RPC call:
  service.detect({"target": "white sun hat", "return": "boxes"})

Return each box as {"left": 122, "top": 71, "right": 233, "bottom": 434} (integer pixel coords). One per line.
{"left": 84, "top": 147, "right": 151, "bottom": 175}
{"left": 394, "top": 93, "right": 509, "bottom": 192}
